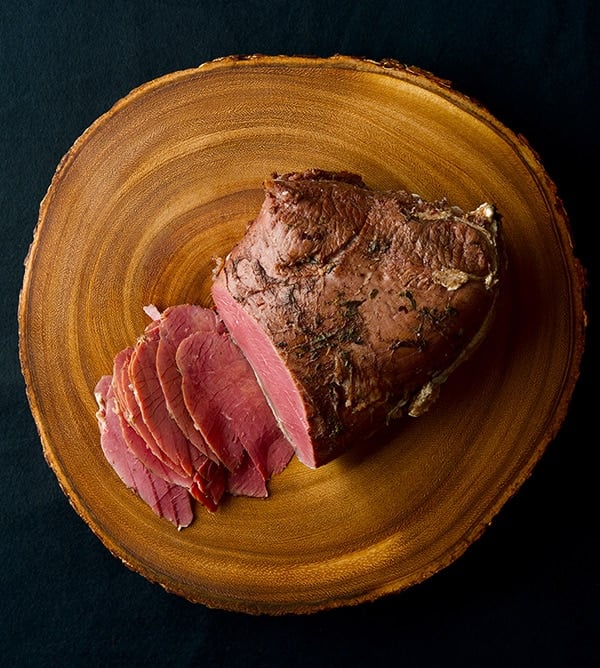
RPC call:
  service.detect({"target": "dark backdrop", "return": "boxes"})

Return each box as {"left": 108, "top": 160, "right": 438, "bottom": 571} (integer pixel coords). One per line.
{"left": 1, "top": 2, "right": 597, "bottom": 666}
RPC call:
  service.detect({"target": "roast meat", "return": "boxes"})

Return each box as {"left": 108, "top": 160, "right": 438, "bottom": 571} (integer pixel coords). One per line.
{"left": 212, "top": 170, "right": 501, "bottom": 468}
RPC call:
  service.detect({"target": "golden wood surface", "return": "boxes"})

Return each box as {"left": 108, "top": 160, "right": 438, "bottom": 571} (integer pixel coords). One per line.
{"left": 19, "top": 55, "right": 586, "bottom": 614}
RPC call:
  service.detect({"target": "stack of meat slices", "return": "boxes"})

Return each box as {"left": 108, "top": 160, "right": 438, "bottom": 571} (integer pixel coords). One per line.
{"left": 94, "top": 304, "right": 294, "bottom": 529}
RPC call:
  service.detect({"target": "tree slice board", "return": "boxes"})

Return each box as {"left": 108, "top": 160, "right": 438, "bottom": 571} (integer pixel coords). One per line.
{"left": 19, "top": 55, "right": 586, "bottom": 614}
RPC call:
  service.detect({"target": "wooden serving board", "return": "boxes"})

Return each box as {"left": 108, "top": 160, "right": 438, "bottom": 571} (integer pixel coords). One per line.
{"left": 19, "top": 55, "right": 586, "bottom": 614}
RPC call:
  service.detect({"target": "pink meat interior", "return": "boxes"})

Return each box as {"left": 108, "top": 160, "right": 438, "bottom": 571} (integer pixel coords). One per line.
{"left": 212, "top": 283, "right": 315, "bottom": 468}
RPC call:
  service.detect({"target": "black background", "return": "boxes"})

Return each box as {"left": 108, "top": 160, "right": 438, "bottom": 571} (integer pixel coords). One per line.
{"left": 1, "top": 2, "right": 597, "bottom": 666}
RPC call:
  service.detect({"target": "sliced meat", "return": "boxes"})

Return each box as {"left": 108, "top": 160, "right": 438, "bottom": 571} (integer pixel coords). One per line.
{"left": 112, "top": 345, "right": 188, "bottom": 479}
{"left": 154, "top": 304, "right": 224, "bottom": 462}
{"left": 226, "top": 453, "right": 268, "bottom": 498}
{"left": 176, "top": 330, "right": 244, "bottom": 471}
{"left": 116, "top": 401, "right": 224, "bottom": 511}
{"left": 192, "top": 457, "right": 228, "bottom": 510}
{"left": 114, "top": 394, "right": 190, "bottom": 488}
{"left": 176, "top": 326, "right": 294, "bottom": 479}
{"left": 128, "top": 322, "right": 200, "bottom": 477}
{"left": 110, "top": 326, "right": 226, "bottom": 512}
{"left": 94, "top": 376, "right": 193, "bottom": 529}
{"left": 212, "top": 169, "right": 502, "bottom": 468}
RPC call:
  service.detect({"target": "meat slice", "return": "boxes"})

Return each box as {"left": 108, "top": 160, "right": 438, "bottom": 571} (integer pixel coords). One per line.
{"left": 176, "top": 326, "right": 294, "bottom": 479}
{"left": 192, "top": 457, "right": 227, "bottom": 511}
{"left": 226, "top": 453, "right": 269, "bottom": 498}
{"left": 212, "top": 169, "right": 502, "bottom": 468}
{"left": 112, "top": 344, "right": 189, "bottom": 478}
{"left": 110, "top": 321, "right": 227, "bottom": 511}
{"left": 111, "top": 347, "right": 190, "bottom": 476}
{"left": 115, "top": 398, "right": 224, "bottom": 511}
{"left": 114, "top": 392, "right": 189, "bottom": 488}
{"left": 129, "top": 322, "right": 202, "bottom": 477}
{"left": 154, "top": 304, "right": 223, "bottom": 462}
{"left": 94, "top": 376, "right": 193, "bottom": 529}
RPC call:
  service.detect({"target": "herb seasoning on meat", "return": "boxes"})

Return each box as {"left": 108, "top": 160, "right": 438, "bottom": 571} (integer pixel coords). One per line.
{"left": 213, "top": 169, "right": 502, "bottom": 468}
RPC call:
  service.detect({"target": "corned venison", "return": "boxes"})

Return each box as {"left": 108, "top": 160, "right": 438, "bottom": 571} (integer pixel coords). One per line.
{"left": 129, "top": 322, "right": 200, "bottom": 477}
{"left": 94, "top": 376, "right": 193, "bottom": 529}
{"left": 110, "top": 319, "right": 227, "bottom": 512}
{"left": 111, "top": 347, "right": 187, "bottom": 475}
{"left": 150, "top": 304, "right": 286, "bottom": 498}
{"left": 96, "top": 302, "right": 294, "bottom": 526}
{"left": 154, "top": 304, "right": 224, "bottom": 462}
{"left": 94, "top": 168, "right": 502, "bottom": 527}
{"left": 110, "top": 350, "right": 226, "bottom": 511}
{"left": 212, "top": 169, "right": 501, "bottom": 468}
{"left": 176, "top": 326, "right": 294, "bottom": 480}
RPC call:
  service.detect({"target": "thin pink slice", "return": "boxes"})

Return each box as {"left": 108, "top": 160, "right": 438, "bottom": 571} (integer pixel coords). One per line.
{"left": 94, "top": 376, "right": 193, "bottom": 529}
{"left": 112, "top": 347, "right": 187, "bottom": 478}
{"left": 176, "top": 331, "right": 245, "bottom": 471}
{"left": 176, "top": 328, "right": 294, "bottom": 478}
{"left": 226, "top": 453, "right": 268, "bottom": 498}
{"left": 129, "top": 325, "right": 198, "bottom": 477}
{"left": 155, "top": 305, "right": 223, "bottom": 462}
